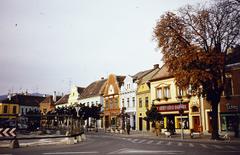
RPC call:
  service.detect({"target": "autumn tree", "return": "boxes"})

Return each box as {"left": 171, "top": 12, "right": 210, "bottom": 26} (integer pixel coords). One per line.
{"left": 153, "top": 0, "right": 240, "bottom": 139}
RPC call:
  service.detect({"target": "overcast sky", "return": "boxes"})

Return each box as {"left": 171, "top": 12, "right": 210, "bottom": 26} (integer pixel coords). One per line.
{"left": 0, "top": 0, "right": 207, "bottom": 95}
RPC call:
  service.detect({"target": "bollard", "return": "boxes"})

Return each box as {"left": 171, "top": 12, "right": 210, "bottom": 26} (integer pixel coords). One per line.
{"left": 77, "top": 135, "right": 82, "bottom": 142}
{"left": 65, "top": 137, "right": 75, "bottom": 145}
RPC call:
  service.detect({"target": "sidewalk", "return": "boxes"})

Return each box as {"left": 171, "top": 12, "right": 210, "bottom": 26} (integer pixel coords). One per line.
{"left": 103, "top": 130, "right": 240, "bottom": 144}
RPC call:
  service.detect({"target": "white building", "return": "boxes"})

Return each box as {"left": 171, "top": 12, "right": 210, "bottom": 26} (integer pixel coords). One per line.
{"left": 78, "top": 78, "right": 107, "bottom": 129}
{"left": 120, "top": 75, "right": 137, "bottom": 130}
{"left": 68, "top": 85, "right": 85, "bottom": 106}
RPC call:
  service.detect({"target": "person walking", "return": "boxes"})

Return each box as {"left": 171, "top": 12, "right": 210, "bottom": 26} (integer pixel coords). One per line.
{"left": 155, "top": 121, "right": 161, "bottom": 136}
{"left": 126, "top": 122, "right": 131, "bottom": 135}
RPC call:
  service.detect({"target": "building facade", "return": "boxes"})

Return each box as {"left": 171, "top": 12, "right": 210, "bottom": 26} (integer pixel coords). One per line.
{"left": 135, "top": 64, "right": 160, "bottom": 131}
{"left": 68, "top": 86, "right": 85, "bottom": 106}
{"left": 102, "top": 74, "right": 125, "bottom": 130}
{"left": 120, "top": 75, "right": 137, "bottom": 130}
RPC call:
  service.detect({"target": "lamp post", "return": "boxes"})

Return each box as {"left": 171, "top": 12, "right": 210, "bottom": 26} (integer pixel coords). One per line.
{"left": 177, "top": 95, "right": 184, "bottom": 140}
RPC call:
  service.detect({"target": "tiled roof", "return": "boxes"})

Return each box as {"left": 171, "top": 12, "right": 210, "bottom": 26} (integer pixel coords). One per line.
{"left": 80, "top": 79, "right": 107, "bottom": 99}
{"left": 55, "top": 94, "right": 69, "bottom": 105}
{"left": 77, "top": 87, "right": 85, "bottom": 94}
{"left": 41, "top": 95, "right": 61, "bottom": 104}
{"left": 0, "top": 94, "right": 46, "bottom": 106}
{"left": 116, "top": 76, "right": 126, "bottom": 87}
{"left": 132, "top": 69, "right": 154, "bottom": 81}
{"left": 150, "top": 64, "right": 173, "bottom": 81}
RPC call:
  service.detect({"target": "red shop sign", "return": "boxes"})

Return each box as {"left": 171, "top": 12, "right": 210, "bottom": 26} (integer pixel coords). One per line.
{"left": 156, "top": 103, "right": 189, "bottom": 112}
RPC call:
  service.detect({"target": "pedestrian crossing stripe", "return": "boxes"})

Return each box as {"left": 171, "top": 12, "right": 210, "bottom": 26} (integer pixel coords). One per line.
{"left": 226, "top": 146, "right": 237, "bottom": 150}
{"left": 166, "top": 142, "right": 172, "bottom": 145}
{"left": 138, "top": 139, "right": 146, "bottom": 143}
{"left": 212, "top": 145, "right": 222, "bottom": 149}
{"left": 146, "top": 140, "right": 153, "bottom": 144}
{"left": 132, "top": 139, "right": 139, "bottom": 142}
{"left": 156, "top": 141, "right": 163, "bottom": 145}
{"left": 189, "top": 143, "right": 194, "bottom": 147}
{"left": 200, "top": 144, "right": 208, "bottom": 148}
{"left": 178, "top": 142, "right": 182, "bottom": 146}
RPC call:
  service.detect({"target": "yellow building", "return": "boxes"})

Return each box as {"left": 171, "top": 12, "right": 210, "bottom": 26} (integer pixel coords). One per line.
{"left": 150, "top": 64, "right": 205, "bottom": 134}
{"left": 0, "top": 97, "right": 19, "bottom": 120}
{"left": 134, "top": 64, "right": 160, "bottom": 131}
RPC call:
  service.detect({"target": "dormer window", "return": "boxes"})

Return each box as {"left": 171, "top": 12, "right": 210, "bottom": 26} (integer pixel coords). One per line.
{"left": 108, "top": 85, "right": 114, "bottom": 95}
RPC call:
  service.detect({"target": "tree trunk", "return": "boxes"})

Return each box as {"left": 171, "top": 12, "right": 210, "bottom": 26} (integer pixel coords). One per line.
{"left": 211, "top": 101, "right": 220, "bottom": 140}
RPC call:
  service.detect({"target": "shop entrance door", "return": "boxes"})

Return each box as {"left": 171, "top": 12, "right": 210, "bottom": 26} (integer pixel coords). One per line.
{"left": 207, "top": 112, "right": 213, "bottom": 133}
{"left": 105, "top": 116, "right": 109, "bottom": 128}
{"left": 193, "top": 116, "right": 200, "bottom": 131}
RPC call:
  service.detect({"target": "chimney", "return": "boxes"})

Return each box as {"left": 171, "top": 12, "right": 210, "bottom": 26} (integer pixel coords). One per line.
{"left": 53, "top": 91, "right": 57, "bottom": 102}
{"left": 153, "top": 64, "right": 159, "bottom": 69}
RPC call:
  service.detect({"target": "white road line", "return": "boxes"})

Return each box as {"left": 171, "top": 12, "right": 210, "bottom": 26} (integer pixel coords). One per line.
{"left": 189, "top": 143, "right": 194, "bottom": 147}
{"left": 212, "top": 145, "right": 223, "bottom": 149}
{"left": 177, "top": 142, "right": 182, "bottom": 146}
{"left": 146, "top": 140, "right": 154, "bottom": 144}
{"left": 166, "top": 142, "right": 172, "bottom": 145}
{"left": 132, "top": 139, "right": 139, "bottom": 142}
{"left": 156, "top": 141, "right": 163, "bottom": 145}
{"left": 0, "top": 154, "right": 12, "bottom": 155}
{"left": 225, "top": 146, "right": 237, "bottom": 150}
{"left": 137, "top": 139, "right": 146, "bottom": 143}
{"left": 43, "top": 152, "right": 98, "bottom": 155}
{"left": 108, "top": 148, "right": 184, "bottom": 154}
{"left": 200, "top": 144, "right": 208, "bottom": 148}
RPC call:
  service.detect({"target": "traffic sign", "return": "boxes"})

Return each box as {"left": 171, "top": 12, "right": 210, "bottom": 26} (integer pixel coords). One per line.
{"left": 0, "top": 128, "right": 16, "bottom": 137}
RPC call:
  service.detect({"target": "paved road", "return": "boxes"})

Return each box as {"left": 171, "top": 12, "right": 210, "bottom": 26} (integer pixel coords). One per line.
{"left": 0, "top": 132, "right": 240, "bottom": 155}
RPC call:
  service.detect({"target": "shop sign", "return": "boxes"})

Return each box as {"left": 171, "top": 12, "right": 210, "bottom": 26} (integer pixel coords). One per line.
{"left": 156, "top": 103, "right": 188, "bottom": 112}
{"left": 226, "top": 103, "right": 238, "bottom": 111}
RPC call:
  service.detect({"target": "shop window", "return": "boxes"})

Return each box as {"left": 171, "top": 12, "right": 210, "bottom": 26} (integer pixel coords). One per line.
{"left": 175, "top": 116, "right": 189, "bottom": 129}
{"left": 221, "top": 115, "right": 239, "bottom": 131}
{"left": 3, "top": 105, "right": 8, "bottom": 113}
{"left": 139, "top": 98, "right": 142, "bottom": 108}
{"left": 192, "top": 106, "right": 199, "bottom": 112}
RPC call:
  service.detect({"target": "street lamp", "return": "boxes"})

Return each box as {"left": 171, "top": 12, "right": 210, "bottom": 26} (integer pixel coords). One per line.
{"left": 177, "top": 95, "right": 184, "bottom": 140}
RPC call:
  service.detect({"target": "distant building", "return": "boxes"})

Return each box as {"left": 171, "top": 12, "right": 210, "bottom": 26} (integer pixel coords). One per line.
{"left": 79, "top": 78, "right": 107, "bottom": 128}
{"left": 68, "top": 86, "right": 85, "bottom": 106}
{"left": 55, "top": 94, "right": 70, "bottom": 108}
{"left": 39, "top": 92, "right": 61, "bottom": 115}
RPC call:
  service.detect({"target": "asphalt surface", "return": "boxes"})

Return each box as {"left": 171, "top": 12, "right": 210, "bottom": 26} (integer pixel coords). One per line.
{"left": 1, "top": 132, "right": 240, "bottom": 155}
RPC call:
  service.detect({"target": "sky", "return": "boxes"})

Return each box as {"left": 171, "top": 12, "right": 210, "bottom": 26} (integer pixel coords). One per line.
{"left": 0, "top": 0, "right": 207, "bottom": 95}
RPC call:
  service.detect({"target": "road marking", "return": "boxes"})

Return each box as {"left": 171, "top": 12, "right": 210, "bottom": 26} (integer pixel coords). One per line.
{"left": 166, "top": 141, "right": 172, "bottom": 145}
{"left": 108, "top": 148, "right": 184, "bottom": 154}
{"left": 177, "top": 142, "right": 182, "bottom": 146}
{"left": 189, "top": 143, "right": 194, "bottom": 147}
{"left": 137, "top": 139, "right": 146, "bottom": 143}
{"left": 132, "top": 139, "right": 139, "bottom": 142}
{"left": 216, "top": 151, "right": 240, "bottom": 153}
{"left": 156, "top": 141, "right": 163, "bottom": 145}
{"left": 0, "top": 154, "right": 12, "bottom": 155}
{"left": 200, "top": 144, "right": 208, "bottom": 148}
{"left": 212, "top": 145, "right": 222, "bottom": 149}
{"left": 146, "top": 140, "right": 154, "bottom": 144}
{"left": 225, "top": 146, "right": 237, "bottom": 150}
{"left": 43, "top": 152, "right": 98, "bottom": 154}
{"left": 127, "top": 138, "right": 132, "bottom": 141}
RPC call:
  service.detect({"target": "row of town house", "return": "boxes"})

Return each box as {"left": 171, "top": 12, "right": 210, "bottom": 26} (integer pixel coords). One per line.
{"left": 0, "top": 49, "right": 239, "bottom": 135}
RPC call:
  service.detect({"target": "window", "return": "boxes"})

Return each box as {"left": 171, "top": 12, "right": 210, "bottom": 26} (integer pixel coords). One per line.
{"left": 192, "top": 106, "right": 199, "bottom": 112}
{"left": 139, "top": 98, "right": 142, "bottom": 108}
{"left": 3, "top": 105, "right": 8, "bottom": 113}
{"left": 225, "top": 77, "right": 233, "bottom": 96}
{"left": 122, "top": 98, "right": 125, "bottom": 107}
{"left": 176, "top": 86, "right": 184, "bottom": 97}
{"left": 156, "top": 88, "right": 163, "bottom": 99}
{"left": 132, "top": 97, "right": 135, "bottom": 107}
{"left": 164, "top": 86, "right": 170, "bottom": 98}
{"left": 105, "top": 100, "right": 108, "bottom": 109}
{"left": 127, "top": 98, "right": 130, "bottom": 108}
{"left": 145, "top": 97, "right": 149, "bottom": 108}
{"left": 12, "top": 106, "right": 17, "bottom": 114}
